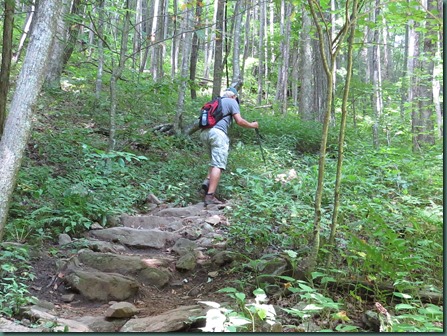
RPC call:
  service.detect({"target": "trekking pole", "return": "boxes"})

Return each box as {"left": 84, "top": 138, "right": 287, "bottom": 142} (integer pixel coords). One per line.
{"left": 255, "top": 128, "right": 266, "bottom": 164}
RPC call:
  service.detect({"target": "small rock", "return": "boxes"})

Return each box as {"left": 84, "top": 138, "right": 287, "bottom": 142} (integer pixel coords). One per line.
{"left": 171, "top": 280, "right": 184, "bottom": 288}
{"left": 58, "top": 233, "right": 72, "bottom": 246}
{"left": 147, "top": 193, "right": 162, "bottom": 205}
{"left": 61, "top": 294, "right": 75, "bottom": 302}
{"left": 105, "top": 302, "right": 139, "bottom": 318}
{"left": 35, "top": 299, "right": 55, "bottom": 311}
{"left": 200, "top": 223, "right": 214, "bottom": 235}
{"left": 176, "top": 253, "right": 197, "bottom": 271}
{"left": 205, "top": 215, "right": 221, "bottom": 225}
{"left": 208, "top": 271, "right": 218, "bottom": 278}
{"left": 212, "top": 251, "right": 233, "bottom": 266}
{"left": 90, "top": 223, "right": 103, "bottom": 230}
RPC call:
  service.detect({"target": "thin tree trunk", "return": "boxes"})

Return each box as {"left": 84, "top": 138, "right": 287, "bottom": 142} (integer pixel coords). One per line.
{"left": 240, "top": 1, "right": 251, "bottom": 88}
{"left": 299, "top": 9, "right": 313, "bottom": 120}
{"left": 212, "top": 0, "right": 225, "bottom": 98}
{"left": 140, "top": 0, "right": 154, "bottom": 73}
{"left": 62, "top": 0, "right": 83, "bottom": 66}
{"left": 0, "top": 0, "right": 61, "bottom": 241}
{"left": 12, "top": 0, "right": 36, "bottom": 64}
{"left": 306, "top": 0, "right": 350, "bottom": 274}
{"left": 175, "top": 5, "right": 193, "bottom": 134}
{"left": 108, "top": 0, "right": 131, "bottom": 152}
{"left": 326, "top": 0, "right": 358, "bottom": 267}
{"left": 0, "top": 0, "right": 15, "bottom": 139}
{"left": 44, "top": 0, "right": 71, "bottom": 89}
{"left": 256, "top": 0, "right": 265, "bottom": 105}
{"left": 190, "top": 0, "right": 203, "bottom": 99}
{"left": 95, "top": 0, "right": 105, "bottom": 103}
{"left": 371, "top": 0, "right": 383, "bottom": 149}
{"left": 230, "top": 0, "right": 243, "bottom": 90}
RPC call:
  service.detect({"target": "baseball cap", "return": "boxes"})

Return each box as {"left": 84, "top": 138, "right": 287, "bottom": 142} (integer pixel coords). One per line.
{"left": 226, "top": 87, "right": 238, "bottom": 96}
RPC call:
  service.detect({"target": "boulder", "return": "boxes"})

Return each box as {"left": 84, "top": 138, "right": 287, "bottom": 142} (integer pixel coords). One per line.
{"left": 65, "top": 270, "right": 139, "bottom": 301}
{"left": 155, "top": 204, "right": 204, "bottom": 217}
{"left": 105, "top": 302, "right": 139, "bottom": 318}
{"left": 138, "top": 267, "right": 171, "bottom": 288}
{"left": 58, "top": 233, "right": 72, "bottom": 246}
{"left": 77, "top": 250, "right": 145, "bottom": 273}
{"left": 121, "top": 214, "right": 181, "bottom": 231}
{"left": 171, "top": 238, "right": 197, "bottom": 256}
{"left": 0, "top": 317, "right": 42, "bottom": 332}
{"left": 120, "top": 305, "right": 205, "bottom": 332}
{"left": 176, "top": 253, "right": 197, "bottom": 272}
{"left": 76, "top": 316, "right": 127, "bottom": 332}
{"left": 22, "top": 307, "right": 91, "bottom": 332}
{"left": 90, "top": 227, "right": 176, "bottom": 249}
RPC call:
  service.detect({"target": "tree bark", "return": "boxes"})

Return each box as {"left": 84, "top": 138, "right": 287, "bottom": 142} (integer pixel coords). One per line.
{"left": 0, "top": 0, "right": 61, "bottom": 241}
{"left": 190, "top": 0, "right": 203, "bottom": 99}
{"left": 306, "top": 0, "right": 350, "bottom": 274}
{"left": 62, "top": 0, "right": 83, "bottom": 66}
{"left": 370, "top": 0, "right": 383, "bottom": 149}
{"left": 327, "top": 0, "right": 359, "bottom": 267}
{"left": 230, "top": 0, "right": 243, "bottom": 91}
{"left": 0, "top": 0, "right": 15, "bottom": 139}
{"left": 44, "top": 0, "right": 71, "bottom": 89}
{"left": 175, "top": 5, "right": 193, "bottom": 134}
{"left": 256, "top": 0, "right": 266, "bottom": 105}
{"left": 12, "top": 0, "right": 36, "bottom": 64}
{"left": 108, "top": 0, "right": 131, "bottom": 152}
{"left": 95, "top": 0, "right": 105, "bottom": 103}
{"left": 298, "top": 9, "right": 313, "bottom": 120}
{"left": 212, "top": 0, "right": 225, "bottom": 98}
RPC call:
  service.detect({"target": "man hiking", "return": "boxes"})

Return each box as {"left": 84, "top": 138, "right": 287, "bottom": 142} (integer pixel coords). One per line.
{"left": 200, "top": 87, "right": 259, "bottom": 206}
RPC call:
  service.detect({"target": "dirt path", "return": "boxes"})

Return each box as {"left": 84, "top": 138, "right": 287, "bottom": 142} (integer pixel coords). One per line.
{"left": 20, "top": 201, "right": 240, "bottom": 332}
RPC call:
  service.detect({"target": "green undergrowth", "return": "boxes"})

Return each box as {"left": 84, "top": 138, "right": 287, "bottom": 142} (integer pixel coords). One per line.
{"left": 2, "top": 78, "right": 443, "bottom": 330}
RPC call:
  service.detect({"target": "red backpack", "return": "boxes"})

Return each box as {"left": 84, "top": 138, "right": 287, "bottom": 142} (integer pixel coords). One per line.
{"left": 198, "top": 97, "right": 223, "bottom": 128}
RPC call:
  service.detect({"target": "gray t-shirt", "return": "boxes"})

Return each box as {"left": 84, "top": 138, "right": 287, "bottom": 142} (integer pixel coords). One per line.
{"left": 214, "top": 97, "right": 240, "bottom": 135}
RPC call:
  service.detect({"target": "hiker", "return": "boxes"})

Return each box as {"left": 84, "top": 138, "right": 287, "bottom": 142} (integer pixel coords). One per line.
{"left": 200, "top": 87, "right": 259, "bottom": 205}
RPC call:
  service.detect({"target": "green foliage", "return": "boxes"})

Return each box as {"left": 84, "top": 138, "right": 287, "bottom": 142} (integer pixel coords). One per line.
{"left": 200, "top": 288, "right": 277, "bottom": 332}
{"left": 0, "top": 245, "right": 37, "bottom": 317}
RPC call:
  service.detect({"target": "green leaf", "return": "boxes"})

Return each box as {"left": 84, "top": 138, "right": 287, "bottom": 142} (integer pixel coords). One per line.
{"left": 395, "top": 303, "right": 416, "bottom": 310}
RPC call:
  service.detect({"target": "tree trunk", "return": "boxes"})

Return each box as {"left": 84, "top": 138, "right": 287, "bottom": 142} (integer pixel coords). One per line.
{"left": 0, "top": 0, "right": 61, "bottom": 241}
{"left": 44, "top": 0, "right": 71, "bottom": 89}
{"left": 170, "top": 0, "right": 178, "bottom": 77}
{"left": 306, "top": 0, "right": 350, "bottom": 274}
{"left": 108, "top": 0, "right": 131, "bottom": 152}
{"left": 190, "top": 0, "right": 203, "bottom": 99}
{"left": 140, "top": 0, "right": 153, "bottom": 72}
{"left": 327, "top": 0, "right": 359, "bottom": 267}
{"left": 212, "top": 0, "right": 225, "bottom": 98}
{"left": 62, "top": 0, "right": 83, "bottom": 66}
{"left": 275, "top": 0, "right": 292, "bottom": 113}
{"left": 175, "top": 4, "right": 193, "bottom": 134}
{"left": 0, "top": 0, "right": 15, "bottom": 139}
{"left": 298, "top": 9, "right": 313, "bottom": 120}
{"left": 230, "top": 0, "right": 243, "bottom": 90}
{"left": 12, "top": 0, "right": 36, "bottom": 64}
{"left": 95, "top": 0, "right": 105, "bottom": 103}
{"left": 256, "top": 0, "right": 265, "bottom": 105}
{"left": 370, "top": 0, "right": 383, "bottom": 149}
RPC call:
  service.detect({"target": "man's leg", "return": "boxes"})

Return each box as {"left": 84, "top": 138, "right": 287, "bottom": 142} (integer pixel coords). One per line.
{"left": 207, "top": 166, "right": 222, "bottom": 194}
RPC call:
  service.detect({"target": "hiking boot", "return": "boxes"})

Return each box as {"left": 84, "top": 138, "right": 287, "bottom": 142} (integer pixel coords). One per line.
{"left": 204, "top": 193, "right": 223, "bottom": 206}
{"left": 201, "top": 178, "right": 210, "bottom": 194}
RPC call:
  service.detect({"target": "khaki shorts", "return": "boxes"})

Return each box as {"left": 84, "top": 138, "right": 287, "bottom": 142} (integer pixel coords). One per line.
{"left": 200, "top": 128, "right": 230, "bottom": 170}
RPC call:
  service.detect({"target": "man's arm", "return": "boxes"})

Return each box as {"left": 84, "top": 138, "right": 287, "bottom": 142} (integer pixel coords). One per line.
{"left": 233, "top": 113, "right": 259, "bottom": 129}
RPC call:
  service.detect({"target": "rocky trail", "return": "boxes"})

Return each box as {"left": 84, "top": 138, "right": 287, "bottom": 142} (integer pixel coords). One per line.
{"left": 1, "top": 199, "right": 241, "bottom": 332}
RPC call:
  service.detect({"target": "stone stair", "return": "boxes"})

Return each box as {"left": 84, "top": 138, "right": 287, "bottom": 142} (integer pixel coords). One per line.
{"left": 14, "top": 201, "right": 235, "bottom": 332}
